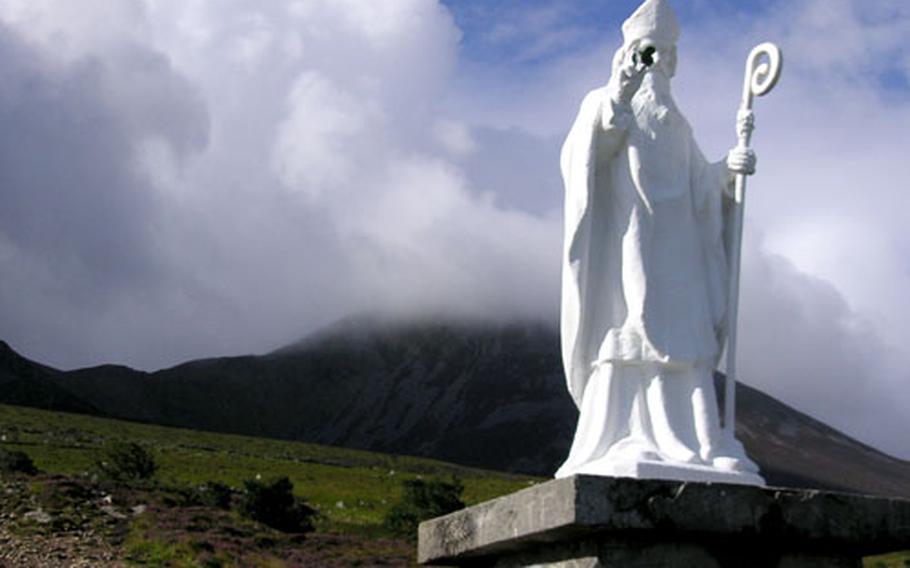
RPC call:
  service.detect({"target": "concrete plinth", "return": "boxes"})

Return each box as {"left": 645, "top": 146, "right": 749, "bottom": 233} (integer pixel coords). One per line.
{"left": 418, "top": 476, "right": 910, "bottom": 567}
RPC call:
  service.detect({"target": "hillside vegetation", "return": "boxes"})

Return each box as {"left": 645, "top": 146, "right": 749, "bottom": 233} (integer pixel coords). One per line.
{"left": 1, "top": 403, "right": 906, "bottom": 566}
{"left": 0, "top": 404, "right": 533, "bottom": 528}
{"left": 0, "top": 403, "right": 536, "bottom": 566}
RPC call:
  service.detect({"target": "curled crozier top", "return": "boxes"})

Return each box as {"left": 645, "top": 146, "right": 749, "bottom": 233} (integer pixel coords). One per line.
{"left": 742, "top": 42, "right": 783, "bottom": 109}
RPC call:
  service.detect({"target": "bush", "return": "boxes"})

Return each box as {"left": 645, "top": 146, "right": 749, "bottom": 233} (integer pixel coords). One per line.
{"left": 193, "top": 481, "right": 234, "bottom": 509}
{"left": 384, "top": 477, "right": 465, "bottom": 539}
{"left": 0, "top": 447, "right": 38, "bottom": 475}
{"left": 237, "top": 476, "right": 316, "bottom": 533}
{"left": 95, "top": 441, "right": 157, "bottom": 482}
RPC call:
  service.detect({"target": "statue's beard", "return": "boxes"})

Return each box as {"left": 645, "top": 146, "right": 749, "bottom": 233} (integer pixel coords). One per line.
{"left": 632, "top": 71, "right": 677, "bottom": 131}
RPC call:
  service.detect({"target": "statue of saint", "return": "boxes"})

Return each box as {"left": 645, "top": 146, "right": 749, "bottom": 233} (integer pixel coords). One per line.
{"left": 557, "top": 0, "right": 763, "bottom": 484}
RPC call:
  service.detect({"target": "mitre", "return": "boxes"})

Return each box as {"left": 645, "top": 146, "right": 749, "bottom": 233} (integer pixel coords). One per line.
{"left": 622, "top": 0, "right": 680, "bottom": 45}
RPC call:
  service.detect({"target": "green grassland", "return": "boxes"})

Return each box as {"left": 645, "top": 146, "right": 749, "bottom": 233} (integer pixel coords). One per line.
{"left": 2, "top": 403, "right": 907, "bottom": 567}
{"left": 0, "top": 403, "right": 537, "bottom": 533}
{"left": 866, "top": 552, "right": 910, "bottom": 568}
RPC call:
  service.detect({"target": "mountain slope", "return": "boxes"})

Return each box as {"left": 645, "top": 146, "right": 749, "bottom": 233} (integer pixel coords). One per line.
{"left": 0, "top": 341, "right": 100, "bottom": 415}
{"left": 2, "top": 316, "right": 908, "bottom": 498}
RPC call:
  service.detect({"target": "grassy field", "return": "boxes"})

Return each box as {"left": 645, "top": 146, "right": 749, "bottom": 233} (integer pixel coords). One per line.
{"left": 0, "top": 403, "right": 537, "bottom": 534}
{"left": 2, "top": 403, "right": 907, "bottom": 567}
{"left": 866, "top": 552, "right": 910, "bottom": 568}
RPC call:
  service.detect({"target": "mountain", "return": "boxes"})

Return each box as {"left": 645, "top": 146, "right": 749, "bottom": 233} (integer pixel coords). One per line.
{"left": 1, "top": 315, "right": 908, "bottom": 498}
{"left": 0, "top": 341, "right": 101, "bottom": 415}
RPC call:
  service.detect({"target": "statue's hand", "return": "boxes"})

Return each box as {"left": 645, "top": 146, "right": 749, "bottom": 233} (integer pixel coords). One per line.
{"left": 609, "top": 44, "right": 646, "bottom": 107}
{"left": 726, "top": 147, "right": 757, "bottom": 176}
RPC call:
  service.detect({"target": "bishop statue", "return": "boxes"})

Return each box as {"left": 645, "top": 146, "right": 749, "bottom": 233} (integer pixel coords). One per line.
{"left": 557, "top": 0, "right": 766, "bottom": 485}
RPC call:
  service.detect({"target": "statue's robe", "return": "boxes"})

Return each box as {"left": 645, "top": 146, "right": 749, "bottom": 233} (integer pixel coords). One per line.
{"left": 560, "top": 85, "right": 731, "bottom": 410}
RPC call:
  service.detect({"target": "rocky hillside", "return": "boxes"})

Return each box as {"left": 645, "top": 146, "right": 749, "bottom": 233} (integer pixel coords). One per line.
{"left": 1, "top": 315, "right": 908, "bottom": 497}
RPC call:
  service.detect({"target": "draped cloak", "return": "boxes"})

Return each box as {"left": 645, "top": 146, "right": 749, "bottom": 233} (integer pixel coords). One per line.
{"left": 560, "top": 86, "right": 731, "bottom": 408}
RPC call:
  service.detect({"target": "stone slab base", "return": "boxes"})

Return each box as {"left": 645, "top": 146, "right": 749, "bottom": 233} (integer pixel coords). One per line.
{"left": 418, "top": 475, "right": 910, "bottom": 567}
{"left": 568, "top": 459, "right": 765, "bottom": 487}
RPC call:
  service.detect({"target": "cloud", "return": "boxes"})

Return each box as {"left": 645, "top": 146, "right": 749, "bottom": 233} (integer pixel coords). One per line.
{"left": 0, "top": 0, "right": 560, "bottom": 372}
{"left": 0, "top": 0, "right": 906, "bottom": 459}
{"left": 738, "top": 230, "right": 908, "bottom": 456}
{"left": 0, "top": 10, "right": 208, "bottom": 365}
{"left": 272, "top": 72, "right": 376, "bottom": 198}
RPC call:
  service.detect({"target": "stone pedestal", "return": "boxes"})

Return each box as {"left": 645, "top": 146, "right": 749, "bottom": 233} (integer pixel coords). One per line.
{"left": 418, "top": 476, "right": 910, "bottom": 567}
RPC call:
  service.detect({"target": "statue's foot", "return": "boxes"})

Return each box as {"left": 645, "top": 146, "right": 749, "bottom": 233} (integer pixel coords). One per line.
{"left": 712, "top": 456, "right": 759, "bottom": 474}
{"left": 711, "top": 439, "right": 760, "bottom": 474}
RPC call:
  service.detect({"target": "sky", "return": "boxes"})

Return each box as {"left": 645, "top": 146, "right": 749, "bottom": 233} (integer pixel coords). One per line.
{"left": 0, "top": 0, "right": 908, "bottom": 459}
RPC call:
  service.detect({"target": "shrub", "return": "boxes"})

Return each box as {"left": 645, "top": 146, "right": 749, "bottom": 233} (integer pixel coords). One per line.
{"left": 0, "top": 447, "right": 38, "bottom": 475}
{"left": 193, "top": 481, "right": 234, "bottom": 509}
{"left": 237, "top": 476, "right": 316, "bottom": 533}
{"left": 384, "top": 477, "right": 465, "bottom": 539}
{"left": 95, "top": 441, "right": 157, "bottom": 482}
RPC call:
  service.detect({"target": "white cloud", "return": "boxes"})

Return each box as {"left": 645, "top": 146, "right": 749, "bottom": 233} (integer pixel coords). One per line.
{"left": 0, "top": 0, "right": 149, "bottom": 60}
{"left": 433, "top": 120, "right": 476, "bottom": 157}
{"left": 272, "top": 72, "right": 377, "bottom": 198}
{"left": 0, "top": 0, "right": 906, "bottom": 459}
{"left": 0, "top": 0, "right": 559, "bottom": 372}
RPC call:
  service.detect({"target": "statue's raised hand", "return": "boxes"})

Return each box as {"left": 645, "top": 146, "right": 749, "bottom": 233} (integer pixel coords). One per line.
{"left": 609, "top": 44, "right": 647, "bottom": 107}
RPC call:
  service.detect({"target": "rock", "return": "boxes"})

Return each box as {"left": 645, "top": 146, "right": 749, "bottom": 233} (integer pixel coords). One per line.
{"left": 99, "top": 505, "right": 127, "bottom": 520}
{"left": 419, "top": 476, "right": 910, "bottom": 567}
{"left": 23, "top": 509, "right": 52, "bottom": 524}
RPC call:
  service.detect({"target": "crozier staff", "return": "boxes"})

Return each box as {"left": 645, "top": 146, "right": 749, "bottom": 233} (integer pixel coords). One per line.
{"left": 723, "top": 42, "right": 783, "bottom": 437}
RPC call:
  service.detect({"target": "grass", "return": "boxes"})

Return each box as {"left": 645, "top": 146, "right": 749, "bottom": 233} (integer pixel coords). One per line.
{"left": 866, "top": 552, "right": 910, "bottom": 568}
{"left": 6, "top": 402, "right": 906, "bottom": 566}
{"left": 0, "top": 403, "right": 537, "bottom": 534}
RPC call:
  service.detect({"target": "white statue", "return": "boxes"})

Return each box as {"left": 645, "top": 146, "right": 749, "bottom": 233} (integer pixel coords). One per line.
{"left": 556, "top": 0, "right": 775, "bottom": 485}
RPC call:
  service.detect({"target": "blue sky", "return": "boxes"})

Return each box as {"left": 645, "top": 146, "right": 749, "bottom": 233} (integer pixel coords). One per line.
{"left": 0, "top": 0, "right": 907, "bottom": 459}
{"left": 444, "top": 0, "right": 910, "bottom": 99}
{"left": 443, "top": 0, "right": 777, "bottom": 63}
